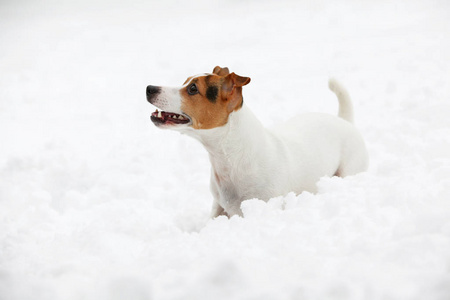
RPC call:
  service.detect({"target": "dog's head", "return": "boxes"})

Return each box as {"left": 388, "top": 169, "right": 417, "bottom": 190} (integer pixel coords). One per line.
{"left": 146, "top": 66, "right": 250, "bottom": 130}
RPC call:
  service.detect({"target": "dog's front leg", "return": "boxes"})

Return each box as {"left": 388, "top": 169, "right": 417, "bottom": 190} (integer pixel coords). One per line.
{"left": 210, "top": 201, "right": 229, "bottom": 218}
{"left": 209, "top": 177, "right": 229, "bottom": 218}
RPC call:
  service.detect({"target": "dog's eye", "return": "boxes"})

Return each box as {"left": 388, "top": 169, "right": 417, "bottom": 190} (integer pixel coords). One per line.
{"left": 188, "top": 83, "right": 198, "bottom": 95}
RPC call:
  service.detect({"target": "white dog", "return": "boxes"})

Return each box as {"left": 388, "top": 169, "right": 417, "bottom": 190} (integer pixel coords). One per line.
{"left": 146, "top": 66, "right": 368, "bottom": 217}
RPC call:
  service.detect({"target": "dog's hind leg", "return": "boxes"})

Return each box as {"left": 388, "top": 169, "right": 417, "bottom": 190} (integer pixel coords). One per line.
{"left": 335, "top": 145, "right": 369, "bottom": 178}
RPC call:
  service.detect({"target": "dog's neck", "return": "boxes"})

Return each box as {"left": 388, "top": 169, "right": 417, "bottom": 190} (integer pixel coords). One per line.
{"left": 180, "top": 105, "right": 267, "bottom": 175}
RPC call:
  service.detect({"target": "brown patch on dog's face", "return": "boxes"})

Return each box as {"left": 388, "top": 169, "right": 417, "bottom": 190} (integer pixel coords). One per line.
{"left": 180, "top": 75, "right": 227, "bottom": 129}
{"left": 180, "top": 70, "right": 250, "bottom": 130}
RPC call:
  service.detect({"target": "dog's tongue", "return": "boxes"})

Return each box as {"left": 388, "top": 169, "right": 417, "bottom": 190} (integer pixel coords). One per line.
{"left": 150, "top": 109, "right": 189, "bottom": 125}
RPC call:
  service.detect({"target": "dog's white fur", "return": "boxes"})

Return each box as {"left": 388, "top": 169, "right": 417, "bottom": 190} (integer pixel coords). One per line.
{"left": 150, "top": 78, "right": 368, "bottom": 217}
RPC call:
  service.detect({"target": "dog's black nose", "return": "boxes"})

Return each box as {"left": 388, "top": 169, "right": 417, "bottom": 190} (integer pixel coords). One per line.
{"left": 146, "top": 85, "right": 160, "bottom": 97}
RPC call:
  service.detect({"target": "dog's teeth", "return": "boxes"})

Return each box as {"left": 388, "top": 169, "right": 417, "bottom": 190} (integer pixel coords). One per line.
{"left": 158, "top": 111, "right": 162, "bottom": 118}
{"left": 178, "top": 115, "right": 183, "bottom": 120}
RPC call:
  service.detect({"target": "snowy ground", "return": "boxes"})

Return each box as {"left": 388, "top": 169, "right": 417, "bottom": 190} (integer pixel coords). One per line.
{"left": 1, "top": 0, "right": 450, "bottom": 299}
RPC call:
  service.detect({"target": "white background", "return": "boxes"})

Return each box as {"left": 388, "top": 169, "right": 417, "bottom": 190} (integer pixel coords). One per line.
{"left": 1, "top": 0, "right": 450, "bottom": 299}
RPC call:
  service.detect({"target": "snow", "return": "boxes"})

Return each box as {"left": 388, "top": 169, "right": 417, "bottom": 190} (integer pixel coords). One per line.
{"left": 1, "top": 0, "right": 450, "bottom": 299}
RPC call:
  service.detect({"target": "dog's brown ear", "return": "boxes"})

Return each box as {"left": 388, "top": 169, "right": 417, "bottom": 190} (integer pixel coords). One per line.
{"left": 213, "top": 66, "right": 230, "bottom": 76}
{"left": 222, "top": 72, "right": 251, "bottom": 92}
{"left": 222, "top": 72, "right": 251, "bottom": 112}
{"left": 229, "top": 72, "right": 250, "bottom": 87}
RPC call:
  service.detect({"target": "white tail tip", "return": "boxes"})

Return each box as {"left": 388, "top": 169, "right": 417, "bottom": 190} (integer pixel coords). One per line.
{"left": 328, "top": 78, "right": 340, "bottom": 93}
{"left": 328, "top": 78, "right": 354, "bottom": 123}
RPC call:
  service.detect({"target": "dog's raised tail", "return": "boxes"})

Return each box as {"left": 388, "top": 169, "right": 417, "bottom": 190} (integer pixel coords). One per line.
{"left": 328, "top": 78, "right": 354, "bottom": 123}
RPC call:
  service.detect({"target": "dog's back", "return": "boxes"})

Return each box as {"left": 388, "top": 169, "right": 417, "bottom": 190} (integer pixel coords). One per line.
{"left": 270, "top": 80, "right": 368, "bottom": 192}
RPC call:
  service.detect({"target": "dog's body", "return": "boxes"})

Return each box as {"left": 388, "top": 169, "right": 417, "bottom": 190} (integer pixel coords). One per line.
{"left": 146, "top": 67, "right": 368, "bottom": 217}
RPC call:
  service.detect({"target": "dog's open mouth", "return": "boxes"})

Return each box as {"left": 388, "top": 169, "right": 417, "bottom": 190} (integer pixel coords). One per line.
{"left": 151, "top": 109, "right": 191, "bottom": 125}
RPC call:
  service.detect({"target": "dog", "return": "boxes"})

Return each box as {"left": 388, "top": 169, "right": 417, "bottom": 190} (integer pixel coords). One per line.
{"left": 146, "top": 66, "right": 368, "bottom": 217}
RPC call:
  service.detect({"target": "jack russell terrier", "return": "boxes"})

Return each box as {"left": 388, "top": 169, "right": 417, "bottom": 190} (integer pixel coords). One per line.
{"left": 146, "top": 66, "right": 368, "bottom": 218}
